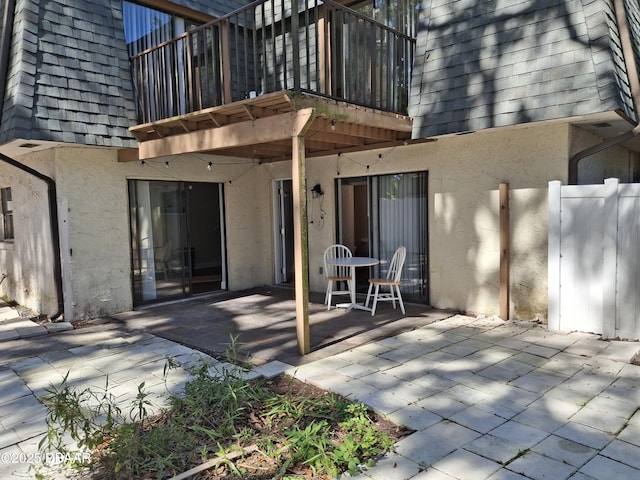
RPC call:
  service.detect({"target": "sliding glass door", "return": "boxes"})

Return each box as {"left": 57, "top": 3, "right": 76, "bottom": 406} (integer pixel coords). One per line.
{"left": 129, "top": 180, "right": 226, "bottom": 305}
{"left": 338, "top": 171, "right": 429, "bottom": 302}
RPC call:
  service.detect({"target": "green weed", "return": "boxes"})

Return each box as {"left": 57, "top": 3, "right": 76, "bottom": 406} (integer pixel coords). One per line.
{"left": 38, "top": 354, "right": 397, "bottom": 479}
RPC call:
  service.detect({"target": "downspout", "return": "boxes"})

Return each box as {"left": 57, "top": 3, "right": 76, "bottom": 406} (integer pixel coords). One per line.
{"left": 0, "top": 0, "right": 17, "bottom": 117}
{"left": 569, "top": 0, "right": 640, "bottom": 184}
{"left": 0, "top": 153, "right": 64, "bottom": 320}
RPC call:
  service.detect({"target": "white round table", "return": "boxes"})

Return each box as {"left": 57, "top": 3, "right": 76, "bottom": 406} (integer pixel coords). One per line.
{"left": 327, "top": 256, "right": 379, "bottom": 311}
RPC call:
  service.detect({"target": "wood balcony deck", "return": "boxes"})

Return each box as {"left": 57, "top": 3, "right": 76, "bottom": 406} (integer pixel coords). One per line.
{"left": 125, "top": 0, "right": 416, "bottom": 162}
{"left": 128, "top": 91, "right": 413, "bottom": 162}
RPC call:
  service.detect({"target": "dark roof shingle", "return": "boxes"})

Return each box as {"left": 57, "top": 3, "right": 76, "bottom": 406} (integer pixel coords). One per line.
{"left": 410, "top": 0, "right": 639, "bottom": 138}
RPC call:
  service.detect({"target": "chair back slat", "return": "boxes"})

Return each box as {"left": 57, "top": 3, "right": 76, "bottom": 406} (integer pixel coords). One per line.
{"left": 323, "top": 244, "right": 352, "bottom": 278}
{"left": 386, "top": 246, "right": 406, "bottom": 282}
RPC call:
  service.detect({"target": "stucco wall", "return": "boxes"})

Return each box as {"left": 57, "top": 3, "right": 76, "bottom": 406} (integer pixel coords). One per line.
{"left": 302, "top": 122, "right": 570, "bottom": 320}
{"left": 0, "top": 120, "right": 578, "bottom": 321}
{"left": 54, "top": 148, "right": 132, "bottom": 319}
{"left": 0, "top": 151, "right": 57, "bottom": 315}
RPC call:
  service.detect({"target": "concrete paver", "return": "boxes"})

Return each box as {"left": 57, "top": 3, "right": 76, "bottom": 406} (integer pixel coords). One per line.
{"left": 288, "top": 314, "right": 640, "bottom": 479}
{"left": 0, "top": 299, "right": 638, "bottom": 480}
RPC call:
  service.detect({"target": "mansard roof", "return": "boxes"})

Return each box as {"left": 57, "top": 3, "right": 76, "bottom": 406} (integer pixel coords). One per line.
{"left": 410, "top": 0, "right": 640, "bottom": 138}
{"left": 2, "top": 0, "right": 640, "bottom": 147}
{"left": 0, "top": 0, "right": 242, "bottom": 148}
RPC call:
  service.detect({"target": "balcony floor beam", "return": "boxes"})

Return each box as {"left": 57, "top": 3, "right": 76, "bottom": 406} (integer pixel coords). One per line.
{"left": 130, "top": 92, "right": 413, "bottom": 162}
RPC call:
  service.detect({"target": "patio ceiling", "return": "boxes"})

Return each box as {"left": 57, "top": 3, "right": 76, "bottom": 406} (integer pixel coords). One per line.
{"left": 125, "top": 91, "right": 414, "bottom": 162}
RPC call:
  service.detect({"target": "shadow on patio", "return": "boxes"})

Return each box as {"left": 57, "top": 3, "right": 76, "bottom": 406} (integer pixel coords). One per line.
{"left": 111, "top": 286, "right": 454, "bottom": 366}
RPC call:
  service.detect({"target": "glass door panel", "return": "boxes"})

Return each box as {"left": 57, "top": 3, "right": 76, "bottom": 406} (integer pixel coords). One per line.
{"left": 186, "top": 182, "right": 226, "bottom": 294}
{"left": 370, "top": 172, "right": 428, "bottom": 301}
{"left": 338, "top": 171, "right": 428, "bottom": 303}
{"left": 129, "top": 180, "right": 226, "bottom": 305}
{"left": 274, "top": 180, "right": 294, "bottom": 284}
{"left": 129, "top": 180, "right": 189, "bottom": 304}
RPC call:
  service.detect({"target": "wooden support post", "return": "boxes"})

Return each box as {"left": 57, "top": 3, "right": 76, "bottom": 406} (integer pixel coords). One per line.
{"left": 291, "top": 109, "right": 316, "bottom": 355}
{"left": 499, "top": 183, "right": 510, "bottom": 320}
{"left": 318, "top": 9, "right": 328, "bottom": 94}
{"left": 220, "top": 20, "right": 232, "bottom": 104}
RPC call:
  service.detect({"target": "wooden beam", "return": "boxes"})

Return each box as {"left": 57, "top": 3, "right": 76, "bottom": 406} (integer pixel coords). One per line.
{"left": 178, "top": 119, "right": 197, "bottom": 132}
{"left": 207, "top": 112, "right": 228, "bottom": 127}
{"left": 117, "top": 148, "right": 139, "bottom": 163}
{"left": 221, "top": 20, "right": 232, "bottom": 104}
{"left": 290, "top": 95, "right": 412, "bottom": 132}
{"left": 138, "top": 111, "right": 301, "bottom": 160}
{"left": 241, "top": 104, "right": 256, "bottom": 120}
{"left": 134, "top": 0, "right": 215, "bottom": 23}
{"left": 291, "top": 109, "right": 316, "bottom": 355}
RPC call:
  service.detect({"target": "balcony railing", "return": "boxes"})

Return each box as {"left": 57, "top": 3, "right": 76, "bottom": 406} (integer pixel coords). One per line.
{"left": 130, "top": 0, "right": 415, "bottom": 124}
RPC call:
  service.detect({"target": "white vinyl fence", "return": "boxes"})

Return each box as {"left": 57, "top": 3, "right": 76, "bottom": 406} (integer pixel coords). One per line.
{"left": 548, "top": 178, "right": 640, "bottom": 340}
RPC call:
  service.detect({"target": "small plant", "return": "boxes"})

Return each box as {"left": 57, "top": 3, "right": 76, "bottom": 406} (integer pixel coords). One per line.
{"left": 129, "top": 381, "right": 153, "bottom": 422}
{"left": 284, "top": 420, "right": 335, "bottom": 476}
{"left": 223, "top": 333, "right": 253, "bottom": 368}
{"left": 331, "top": 402, "right": 395, "bottom": 474}
{"left": 37, "top": 353, "right": 398, "bottom": 479}
{"left": 38, "top": 372, "right": 123, "bottom": 455}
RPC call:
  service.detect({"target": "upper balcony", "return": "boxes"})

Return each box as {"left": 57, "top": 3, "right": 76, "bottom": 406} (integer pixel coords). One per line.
{"left": 128, "top": 0, "right": 415, "bottom": 162}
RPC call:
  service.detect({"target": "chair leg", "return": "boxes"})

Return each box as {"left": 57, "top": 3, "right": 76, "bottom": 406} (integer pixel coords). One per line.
{"left": 396, "top": 286, "right": 405, "bottom": 314}
{"left": 370, "top": 284, "right": 380, "bottom": 316}
{"left": 325, "top": 282, "right": 332, "bottom": 310}
{"left": 365, "top": 282, "right": 374, "bottom": 308}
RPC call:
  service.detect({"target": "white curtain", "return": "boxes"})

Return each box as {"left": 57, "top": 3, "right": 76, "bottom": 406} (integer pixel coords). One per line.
{"left": 123, "top": 1, "right": 173, "bottom": 57}
{"left": 372, "top": 172, "right": 428, "bottom": 298}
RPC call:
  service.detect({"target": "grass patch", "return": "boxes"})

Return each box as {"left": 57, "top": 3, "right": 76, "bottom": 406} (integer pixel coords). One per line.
{"left": 38, "top": 357, "right": 404, "bottom": 479}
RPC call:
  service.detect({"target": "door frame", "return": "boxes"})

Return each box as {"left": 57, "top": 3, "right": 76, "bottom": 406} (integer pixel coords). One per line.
{"left": 128, "top": 179, "right": 227, "bottom": 306}
{"left": 336, "top": 171, "right": 430, "bottom": 303}
{"left": 273, "top": 178, "right": 294, "bottom": 284}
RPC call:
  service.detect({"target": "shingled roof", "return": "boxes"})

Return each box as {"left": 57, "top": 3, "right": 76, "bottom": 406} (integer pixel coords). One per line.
{"left": 0, "top": 0, "right": 134, "bottom": 146}
{"left": 0, "top": 0, "right": 243, "bottom": 148}
{"left": 3, "top": 0, "right": 640, "bottom": 146}
{"left": 410, "top": 0, "right": 640, "bottom": 139}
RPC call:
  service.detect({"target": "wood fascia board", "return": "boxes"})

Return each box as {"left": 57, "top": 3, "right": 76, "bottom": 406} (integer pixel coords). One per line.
{"left": 305, "top": 139, "right": 412, "bottom": 159}
{"left": 289, "top": 96, "right": 412, "bottom": 132}
{"left": 212, "top": 142, "right": 291, "bottom": 158}
{"left": 136, "top": 0, "right": 215, "bottom": 24}
{"left": 117, "top": 148, "right": 139, "bottom": 163}
{"left": 138, "top": 109, "right": 315, "bottom": 160}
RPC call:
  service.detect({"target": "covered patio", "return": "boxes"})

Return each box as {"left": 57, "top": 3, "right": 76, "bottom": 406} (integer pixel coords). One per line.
{"left": 111, "top": 286, "right": 452, "bottom": 366}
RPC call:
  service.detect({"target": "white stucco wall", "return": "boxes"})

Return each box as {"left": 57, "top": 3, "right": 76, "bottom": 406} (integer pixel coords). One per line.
{"left": 302, "top": 122, "right": 569, "bottom": 320}
{"left": 0, "top": 151, "right": 58, "bottom": 315}
{"left": 54, "top": 148, "right": 132, "bottom": 319}
{"left": 0, "top": 120, "right": 589, "bottom": 322}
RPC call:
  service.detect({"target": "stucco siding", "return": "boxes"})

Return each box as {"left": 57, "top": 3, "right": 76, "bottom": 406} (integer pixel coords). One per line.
{"left": 510, "top": 187, "right": 549, "bottom": 319}
{"left": 0, "top": 151, "right": 57, "bottom": 315}
{"left": 54, "top": 148, "right": 132, "bottom": 319}
{"left": 304, "top": 121, "right": 569, "bottom": 319}
{"left": 221, "top": 163, "right": 274, "bottom": 290}
{"left": 0, "top": 121, "right": 594, "bottom": 321}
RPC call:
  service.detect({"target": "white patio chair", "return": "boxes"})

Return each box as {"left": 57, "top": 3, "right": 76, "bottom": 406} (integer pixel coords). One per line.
{"left": 323, "top": 244, "right": 352, "bottom": 310}
{"left": 365, "top": 246, "right": 406, "bottom": 316}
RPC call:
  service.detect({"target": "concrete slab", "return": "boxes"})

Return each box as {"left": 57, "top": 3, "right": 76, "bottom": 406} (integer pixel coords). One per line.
{"left": 0, "top": 293, "right": 639, "bottom": 480}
